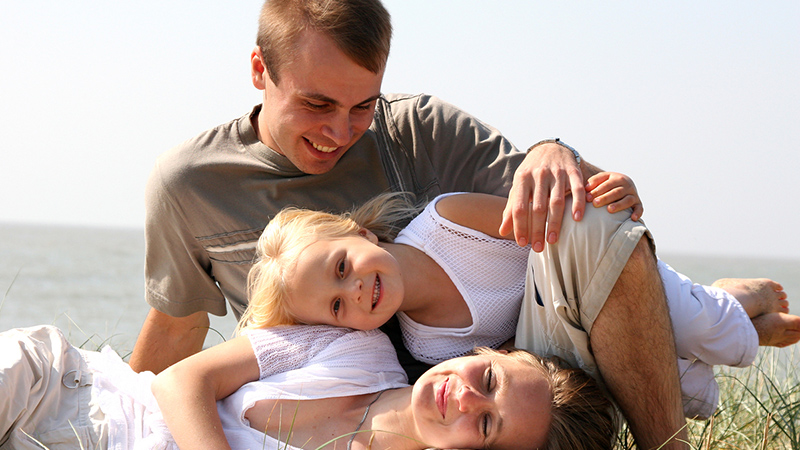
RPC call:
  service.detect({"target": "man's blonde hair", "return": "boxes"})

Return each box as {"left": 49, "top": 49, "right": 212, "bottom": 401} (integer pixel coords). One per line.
{"left": 237, "top": 192, "right": 419, "bottom": 333}
{"left": 256, "top": 0, "right": 392, "bottom": 83}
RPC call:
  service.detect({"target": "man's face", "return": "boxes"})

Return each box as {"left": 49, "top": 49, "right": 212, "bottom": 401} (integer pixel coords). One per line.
{"left": 251, "top": 30, "right": 385, "bottom": 174}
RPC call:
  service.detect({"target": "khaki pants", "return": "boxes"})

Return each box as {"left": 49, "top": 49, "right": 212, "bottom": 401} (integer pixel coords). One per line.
{"left": 514, "top": 200, "right": 733, "bottom": 418}
{"left": 0, "top": 326, "right": 107, "bottom": 450}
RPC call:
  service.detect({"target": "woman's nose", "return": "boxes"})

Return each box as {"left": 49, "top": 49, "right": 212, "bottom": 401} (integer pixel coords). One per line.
{"left": 457, "top": 385, "right": 488, "bottom": 413}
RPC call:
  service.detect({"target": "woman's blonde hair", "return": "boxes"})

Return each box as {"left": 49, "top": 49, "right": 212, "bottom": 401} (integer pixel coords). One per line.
{"left": 236, "top": 192, "right": 420, "bottom": 334}
{"left": 472, "top": 347, "right": 618, "bottom": 450}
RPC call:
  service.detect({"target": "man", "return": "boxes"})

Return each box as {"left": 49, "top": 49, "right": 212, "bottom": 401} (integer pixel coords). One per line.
{"left": 130, "top": 0, "right": 686, "bottom": 448}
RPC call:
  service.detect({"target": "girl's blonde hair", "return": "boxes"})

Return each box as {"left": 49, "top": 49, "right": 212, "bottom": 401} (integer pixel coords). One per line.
{"left": 236, "top": 192, "right": 420, "bottom": 334}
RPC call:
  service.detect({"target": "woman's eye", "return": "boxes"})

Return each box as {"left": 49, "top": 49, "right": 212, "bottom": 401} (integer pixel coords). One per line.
{"left": 486, "top": 367, "right": 493, "bottom": 391}
{"left": 333, "top": 299, "right": 341, "bottom": 315}
{"left": 337, "top": 259, "right": 346, "bottom": 278}
{"left": 482, "top": 414, "right": 490, "bottom": 437}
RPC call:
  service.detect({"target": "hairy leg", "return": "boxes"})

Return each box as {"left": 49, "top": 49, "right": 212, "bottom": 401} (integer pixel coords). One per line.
{"left": 712, "top": 278, "right": 789, "bottom": 317}
{"left": 591, "top": 237, "right": 688, "bottom": 450}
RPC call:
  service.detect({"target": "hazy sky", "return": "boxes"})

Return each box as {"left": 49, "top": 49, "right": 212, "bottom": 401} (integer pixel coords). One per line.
{"left": 2, "top": 1, "right": 798, "bottom": 260}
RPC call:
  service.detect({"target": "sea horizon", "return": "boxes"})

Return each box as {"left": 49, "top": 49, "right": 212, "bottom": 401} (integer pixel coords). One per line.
{"left": 2, "top": 222, "right": 799, "bottom": 358}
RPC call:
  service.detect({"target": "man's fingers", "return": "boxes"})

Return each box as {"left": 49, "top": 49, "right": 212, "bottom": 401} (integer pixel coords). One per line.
{"left": 546, "top": 178, "right": 566, "bottom": 245}
{"left": 569, "top": 169, "right": 586, "bottom": 222}
{"left": 529, "top": 177, "right": 551, "bottom": 252}
{"left": 504, "top": 178, "right": 533, "bottom": 247}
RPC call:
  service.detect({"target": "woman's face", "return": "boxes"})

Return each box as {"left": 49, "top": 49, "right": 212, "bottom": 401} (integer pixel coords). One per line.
{"left": 285, "top": 232, "right": 404, "bottom": 330}
{"left": 411, "top": 352, "right": 552, "bottom": 450}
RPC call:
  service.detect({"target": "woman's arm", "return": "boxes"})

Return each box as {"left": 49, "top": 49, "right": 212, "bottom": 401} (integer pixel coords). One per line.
{"left": 151, "top": 335, "right": 260, "bottom": 450}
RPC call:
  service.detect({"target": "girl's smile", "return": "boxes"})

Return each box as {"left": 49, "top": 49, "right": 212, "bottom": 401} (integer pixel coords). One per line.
{"left": 284, "top": 232, "right": 404, "bottom": 330}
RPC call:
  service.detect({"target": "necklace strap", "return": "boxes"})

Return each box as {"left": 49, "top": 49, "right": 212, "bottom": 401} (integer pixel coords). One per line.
{"left": 347, "top": 390, "right": 384, "bottom": 450}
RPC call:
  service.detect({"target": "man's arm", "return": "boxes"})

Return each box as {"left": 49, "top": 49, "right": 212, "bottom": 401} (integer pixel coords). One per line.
{"left": 129, "top": 308, "right": 210, "bottom": 374}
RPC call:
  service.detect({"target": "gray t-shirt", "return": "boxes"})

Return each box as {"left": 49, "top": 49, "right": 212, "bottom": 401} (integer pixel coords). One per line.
{"left": 144, "top": 93, "right": 525, "bottom": 319}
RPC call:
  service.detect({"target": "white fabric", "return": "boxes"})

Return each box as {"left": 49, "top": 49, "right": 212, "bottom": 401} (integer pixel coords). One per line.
{"left": 659, "top": 260, "right": 758, "bottom": 418}
{"left": 0, "top": 326, "right": 107, "bottom": 450}
{"left": 221, "top": 327, "right": 408, "bottom": 450}
{"left": 394, "top": 193, "right": 530, "bottom": 364}
{"left": 659, "top": 260, "right": 758, "bottom": 368}
{"left": 82, "top": 326, "right": 407, "bottom": 450}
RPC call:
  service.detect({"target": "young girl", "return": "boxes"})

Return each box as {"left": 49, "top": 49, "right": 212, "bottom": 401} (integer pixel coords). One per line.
{"left": 237, "top": 172, "right": 798, "bottom": 418}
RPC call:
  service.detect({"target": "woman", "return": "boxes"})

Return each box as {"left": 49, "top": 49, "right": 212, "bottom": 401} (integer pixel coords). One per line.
{"left": 0, "top": 324, "right": 616, "bottom": 450}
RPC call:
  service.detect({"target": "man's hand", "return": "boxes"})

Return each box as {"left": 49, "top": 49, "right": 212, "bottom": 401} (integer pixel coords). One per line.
{"left": 586, "top": 172, "right": 643, "bottom": 221}
{"left": 499, "top": 142, "right": 585, "bottom": 252}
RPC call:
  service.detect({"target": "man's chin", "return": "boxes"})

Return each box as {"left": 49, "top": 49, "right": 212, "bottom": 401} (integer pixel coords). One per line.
{"left": 296, "top": 158, "right": 341, "bottom": 175}
{"left": 295, "top": 149, "right": 348, "bottom": 174}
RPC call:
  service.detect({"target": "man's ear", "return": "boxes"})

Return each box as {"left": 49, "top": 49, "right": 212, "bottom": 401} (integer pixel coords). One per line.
{"left": 358, "top": 228, "right": 379, "bottom": 244}
{"left": 251, "top": 46, "right": 268, "bottom": 90}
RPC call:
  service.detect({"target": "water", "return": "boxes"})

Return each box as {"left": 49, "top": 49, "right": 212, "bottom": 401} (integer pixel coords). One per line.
{"left": 0, "top": 223, "right": 236, "bottom": 353}
{"left": 2, "top": 223, "right": 799, "bottom": 361}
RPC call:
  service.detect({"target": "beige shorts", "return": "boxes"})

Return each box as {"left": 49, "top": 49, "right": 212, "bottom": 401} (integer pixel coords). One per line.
{"left": 0, "top": 326, "right": 108, "bottom": 450}
{"left": 515, "top": 200, "right": 650, "bottom": 381}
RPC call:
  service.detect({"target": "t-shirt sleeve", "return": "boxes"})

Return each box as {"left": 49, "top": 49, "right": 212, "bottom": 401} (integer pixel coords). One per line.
{"left": 391, "top": 94, "right": 525, "bottom": 197}
{"left": 144, "top": 154, "right": 226, "bottom": 317}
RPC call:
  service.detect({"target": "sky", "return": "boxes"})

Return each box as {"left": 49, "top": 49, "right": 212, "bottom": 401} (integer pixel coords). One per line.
{"left": 1, "top": 1, "right": 798, "bottom": 260}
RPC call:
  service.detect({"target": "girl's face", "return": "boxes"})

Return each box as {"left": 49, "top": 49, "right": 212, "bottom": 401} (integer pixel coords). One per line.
{"left": 285, "top": 231, "right": 404, "bottom": 330}
{"left": 411, "top": 353, "right": 552, "bottom": 450}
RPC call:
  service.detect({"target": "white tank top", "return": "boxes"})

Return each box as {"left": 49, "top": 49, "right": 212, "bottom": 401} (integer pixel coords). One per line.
{"left": 394, "top": 193, "right": 530, "bottom": 364}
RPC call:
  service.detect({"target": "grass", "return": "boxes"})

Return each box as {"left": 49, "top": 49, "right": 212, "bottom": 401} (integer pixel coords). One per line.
{"left": 4, "top": 277, "right": 799, "bottom": 449}
{"left": 615, "top": 348, "right": 800, "bottom": 449}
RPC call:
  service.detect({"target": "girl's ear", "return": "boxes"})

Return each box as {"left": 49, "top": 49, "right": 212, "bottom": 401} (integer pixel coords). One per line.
{"left": 358, "top": 228, "right": 379, "bottom": 244}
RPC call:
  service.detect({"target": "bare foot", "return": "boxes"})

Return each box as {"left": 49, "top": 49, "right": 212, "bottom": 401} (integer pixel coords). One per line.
{"left": 752, "top": 313, "right": 800, "bottom": 347}
{"left": 711, "top": 278, "right": 789, "bottom": 318}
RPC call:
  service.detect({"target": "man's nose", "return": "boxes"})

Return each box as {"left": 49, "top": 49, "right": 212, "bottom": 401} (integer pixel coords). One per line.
{"left": 321, "top": 112, "right": 353, "bottom": 146}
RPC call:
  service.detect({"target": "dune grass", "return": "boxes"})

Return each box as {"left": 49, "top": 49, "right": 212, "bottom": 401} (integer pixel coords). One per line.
{"left": 615, "top": 348, "right": 800, "bottom": 449}
{"left": 3, "top": 275, "right": 798, "bottom": 450}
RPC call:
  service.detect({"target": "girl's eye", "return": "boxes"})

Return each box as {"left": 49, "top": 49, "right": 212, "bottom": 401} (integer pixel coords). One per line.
{"left": 482, "top": 414, "right": 490, "bottom": 437}
{"left": 486, "top": 367, "right": 494, "bottom": 391}
{"left": 337, "top": 259, "right": 346, "bottom": 278}
{"left": 333, "top": 299, "right": 341, "bottom": 315}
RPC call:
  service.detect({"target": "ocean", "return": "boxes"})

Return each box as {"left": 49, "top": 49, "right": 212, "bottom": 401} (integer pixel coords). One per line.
{"left": 2, "top": 222, "right": 799, "bottom": 363}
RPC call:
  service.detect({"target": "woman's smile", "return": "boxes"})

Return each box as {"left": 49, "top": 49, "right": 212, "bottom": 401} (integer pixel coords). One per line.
{"left": 436, "top": 376, "right": 449, "bottom": 419}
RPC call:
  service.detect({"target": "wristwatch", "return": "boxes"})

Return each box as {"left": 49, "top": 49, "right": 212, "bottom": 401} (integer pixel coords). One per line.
{"left": 529, "top": 138, "right": 581, "bottom": 165}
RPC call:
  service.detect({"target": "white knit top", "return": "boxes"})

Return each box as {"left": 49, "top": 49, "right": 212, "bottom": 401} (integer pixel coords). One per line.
{"left": 89, "top": 325, "right": 407, "bottom": 450}
{"left": 219, "top": 326, "right": 408, "bottom": 450}
{"left": 394, "top": 193, "right": 530, "bottom": 364}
